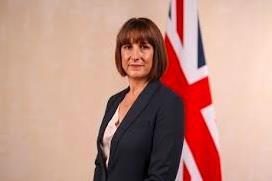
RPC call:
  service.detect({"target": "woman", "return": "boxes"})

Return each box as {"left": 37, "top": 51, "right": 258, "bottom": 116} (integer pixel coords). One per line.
{"left": 94, "top": 17, "right": 184, "bottom": 181}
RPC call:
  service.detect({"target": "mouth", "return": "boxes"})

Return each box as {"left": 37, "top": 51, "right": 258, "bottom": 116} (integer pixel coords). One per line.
{"left": 129, "top": 64, "right": 144, "bottom": 67}
{"left": 128, "top": 64, "right": 144, "bottom": 71}
{"left": 129, "top": 64, "right": 144, "bottom": 69}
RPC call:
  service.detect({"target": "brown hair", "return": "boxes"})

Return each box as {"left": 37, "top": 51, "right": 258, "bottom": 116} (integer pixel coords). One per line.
{"left": 115, "top": 17, "right": 168, "bottom": 81}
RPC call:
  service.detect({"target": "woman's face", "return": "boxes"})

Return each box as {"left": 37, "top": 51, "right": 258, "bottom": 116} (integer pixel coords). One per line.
{"left": 121, "top": 41, "right": 154, "bottom": 81}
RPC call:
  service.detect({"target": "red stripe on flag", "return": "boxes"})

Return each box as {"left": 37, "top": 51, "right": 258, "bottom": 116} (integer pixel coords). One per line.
{"left": 183, "top": 164, "right": 191, "bottom": 180}
{"left": 161, "top": 35, "right": 222, "bottom": 180}
{"left": 176, "top": 0, "right": 184, "bottom": 43}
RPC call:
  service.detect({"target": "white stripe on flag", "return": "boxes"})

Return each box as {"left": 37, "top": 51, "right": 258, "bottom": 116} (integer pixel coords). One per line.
{"left": 201, "top": 105, "right": 220, "bottom": 152}
{"left": 182, "top": 140, "right": 203, "bottom": 181}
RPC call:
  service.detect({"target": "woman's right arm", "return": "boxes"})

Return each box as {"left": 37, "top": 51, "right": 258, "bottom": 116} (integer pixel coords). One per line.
{"left": 93, "top": 96, "right": 115, "bottom": 181}
{"left": 93, "top": 153, "right": 103, "bottom": 181}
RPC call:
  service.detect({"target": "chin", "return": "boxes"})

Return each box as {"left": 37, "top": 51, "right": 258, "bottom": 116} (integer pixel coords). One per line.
{"left": 125, "top": 69, "right": 150, "bottom": 79}
{"left": 129, "top": 75, "right": 144, "bottom": 79}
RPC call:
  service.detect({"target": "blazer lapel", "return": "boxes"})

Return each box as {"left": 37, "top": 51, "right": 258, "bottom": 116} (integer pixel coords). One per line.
{"left": 97, "top": 88, "right": 129, "bottom": 145}
{"left": 108, "top": 80, "right": 160, "bottom": 170}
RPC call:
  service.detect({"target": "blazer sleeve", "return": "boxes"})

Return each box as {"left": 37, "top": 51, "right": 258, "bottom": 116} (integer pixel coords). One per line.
{"left": 93, "top": 153, "right": 102, "bottom": 181}
{"left": 144, "top": 94, "right": 184, "bottom": 181}
{"left": 93, "top": 96, "right": 115, "bottom": 181}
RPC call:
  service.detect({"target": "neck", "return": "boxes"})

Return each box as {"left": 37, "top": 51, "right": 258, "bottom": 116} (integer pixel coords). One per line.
{"left": 127, "top": 78, "right": 149, "bottom": 96}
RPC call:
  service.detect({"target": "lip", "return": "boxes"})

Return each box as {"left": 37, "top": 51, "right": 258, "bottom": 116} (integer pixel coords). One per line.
{"left": 129, "top": 64, "right": 144, "bottom": 66}
{"left": 128, "top": 64, "right": 143, "bottom": 70}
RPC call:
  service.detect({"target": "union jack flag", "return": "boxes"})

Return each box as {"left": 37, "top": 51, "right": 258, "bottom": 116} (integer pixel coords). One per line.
{"left": 161, "top": 0, "right": 222, "bottom": 180}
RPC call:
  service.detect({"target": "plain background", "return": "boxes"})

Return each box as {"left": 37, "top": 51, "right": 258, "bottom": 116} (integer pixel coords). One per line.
{"left": 0, "top": 0, "right": 271, "bottom": 180}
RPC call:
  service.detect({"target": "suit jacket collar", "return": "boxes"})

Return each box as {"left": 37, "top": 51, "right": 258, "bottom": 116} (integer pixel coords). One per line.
{"left": 98, "top": 80, "right": 161, "bottom": 170}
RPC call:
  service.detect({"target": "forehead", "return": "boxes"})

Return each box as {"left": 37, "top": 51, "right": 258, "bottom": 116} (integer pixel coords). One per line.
{"left": 119, "top": 28, "right": 154, "bottom": 45}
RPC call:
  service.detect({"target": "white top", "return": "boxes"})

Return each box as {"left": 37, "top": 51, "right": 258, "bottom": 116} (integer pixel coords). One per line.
{"left": 101, "top": 105, "right": 120, "bottom": 168}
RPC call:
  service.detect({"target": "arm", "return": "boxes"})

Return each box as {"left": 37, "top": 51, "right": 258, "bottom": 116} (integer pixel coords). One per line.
{"left": 93, "top": 153, "right": 103, "bottom": 181}
{"left": 144, "top": 95, "right": 184, "bottom": 181}
{"left": 93, "top": 96, "right": 114, "bottom": 181}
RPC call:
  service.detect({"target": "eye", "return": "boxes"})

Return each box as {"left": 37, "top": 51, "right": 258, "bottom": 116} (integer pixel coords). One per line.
{"left": 122, "top": 44, "right": 132, "bottom": 50}
{"left": 140, "top": 44, "right": 151, "bottom": 50}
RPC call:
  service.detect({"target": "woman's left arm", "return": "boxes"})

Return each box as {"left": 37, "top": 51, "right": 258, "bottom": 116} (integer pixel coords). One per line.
{"left": 144, "top": 95, "right": 184, "bottom": 181}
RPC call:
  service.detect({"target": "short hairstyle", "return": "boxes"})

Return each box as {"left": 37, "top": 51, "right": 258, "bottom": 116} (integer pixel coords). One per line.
{"left": 115, "top": 17, "right": 168, "bottom": 81}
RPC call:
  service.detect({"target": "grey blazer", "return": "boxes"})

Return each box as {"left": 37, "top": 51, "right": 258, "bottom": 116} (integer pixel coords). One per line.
{"left": 94, "top": 80, "right": 184, "bottom": 181}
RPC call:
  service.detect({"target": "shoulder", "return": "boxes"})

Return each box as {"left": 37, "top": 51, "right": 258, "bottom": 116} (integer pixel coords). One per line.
{"left": 154, "top": 82, "right": 184, "bottom": 127}
{"left": 156, "top": 81, "right": 183, "bottom": 105}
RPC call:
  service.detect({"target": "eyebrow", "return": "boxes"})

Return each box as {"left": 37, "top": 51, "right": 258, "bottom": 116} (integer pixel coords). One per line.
{"left": 139, "top": 41, "right": 149, "bottom": 44}
{"left": 122, "top": 41, "right": 150, "bottom": 45}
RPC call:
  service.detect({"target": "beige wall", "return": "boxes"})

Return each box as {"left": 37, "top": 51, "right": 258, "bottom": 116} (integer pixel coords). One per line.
{"left": 0, "top": 0, "right": 271, "bottom": 180}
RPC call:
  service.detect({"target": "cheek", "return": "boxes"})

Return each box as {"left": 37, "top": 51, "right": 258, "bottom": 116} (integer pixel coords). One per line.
{"left": 122, "top": 58, "right": 130, "bottom": 73}
{"left": 121, "top": 59, "right": 126, "bottom": 69}
{"left": 121, "top": 53, "right": 129, "bottom": 64}
{"left": 147, "top": 61, "right": 153, "bottom": 72}
{"left": 121, "top": 50, "right": 129, "bottom": 59}
{"left": 147, "top": 54, "right": 154, "bottom": 68}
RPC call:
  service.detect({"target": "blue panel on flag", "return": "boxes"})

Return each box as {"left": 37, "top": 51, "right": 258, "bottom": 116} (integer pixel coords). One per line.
{"left": 168, "top": 3, "right": 172, "bottom": 19}
{"left": 198, "top": 21, "right": 206, "bottom": 68}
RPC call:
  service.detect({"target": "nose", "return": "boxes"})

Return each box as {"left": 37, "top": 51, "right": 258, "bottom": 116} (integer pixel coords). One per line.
{"left": 131, "top": 45, "right": 141, "bottom": 61}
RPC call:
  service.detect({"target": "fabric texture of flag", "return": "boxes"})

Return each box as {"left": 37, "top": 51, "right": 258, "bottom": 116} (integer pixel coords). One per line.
{"left": 161, "top": 0, "right": 222, "bottom": 180}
